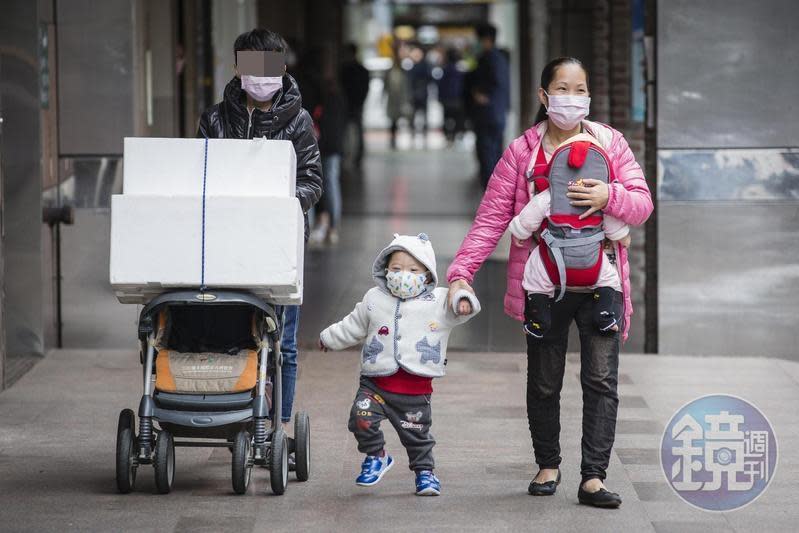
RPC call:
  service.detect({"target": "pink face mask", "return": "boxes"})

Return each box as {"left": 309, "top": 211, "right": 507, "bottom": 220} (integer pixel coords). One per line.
{"left": 545, "top": 92, "right": 591, "bottom": 130}
{"left": 241, "top": 75, "right": 282, "bottom": 102}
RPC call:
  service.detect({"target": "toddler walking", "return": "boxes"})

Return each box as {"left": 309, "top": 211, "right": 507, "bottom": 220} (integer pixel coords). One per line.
{"left": 319, "top": 233, "right": 479, "bottom": 496}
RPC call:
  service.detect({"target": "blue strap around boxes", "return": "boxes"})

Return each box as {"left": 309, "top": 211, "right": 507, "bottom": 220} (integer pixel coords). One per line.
{"left": 200, "top": 137, "right": 208, "bottom": 291}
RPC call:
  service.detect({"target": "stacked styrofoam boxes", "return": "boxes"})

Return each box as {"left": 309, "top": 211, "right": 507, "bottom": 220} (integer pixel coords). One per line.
{"left": 110, "top": 137, "right": 303, "bottom": 304}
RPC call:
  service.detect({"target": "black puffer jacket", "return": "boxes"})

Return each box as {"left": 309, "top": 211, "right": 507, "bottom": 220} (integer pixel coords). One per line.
{"left": 197, "top": 74, "right": 323, "bottom": 222}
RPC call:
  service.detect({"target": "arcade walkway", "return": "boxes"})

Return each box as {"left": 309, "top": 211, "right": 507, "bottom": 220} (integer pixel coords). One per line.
{"left": 1, "top": 134, "right": 797, "bottom": 532}
{"left": 0, "top": 346, "right": 797, "bottom": 532}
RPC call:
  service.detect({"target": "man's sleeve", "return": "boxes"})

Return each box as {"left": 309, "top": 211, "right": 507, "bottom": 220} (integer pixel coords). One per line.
{"left": 196, "top": 109, "right": 211, "bottom": 138}
{"left": 290, "top": 109, "right": 323, "bottom": 213}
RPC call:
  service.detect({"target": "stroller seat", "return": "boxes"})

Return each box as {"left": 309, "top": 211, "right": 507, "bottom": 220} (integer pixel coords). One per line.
{"left": 154, "top": 349, "right": 259, "bottom": 394}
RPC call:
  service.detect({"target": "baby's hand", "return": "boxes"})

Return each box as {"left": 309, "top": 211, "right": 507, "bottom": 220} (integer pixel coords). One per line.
{"left": 318, "top": 338, "right": 328, "bottom": 352}
{"left": 619, "top": 235, "right": 632, "bottom": 248}
{"left": 511, "top": 235, "right": 527, "bottom": 247}
{"left": 457, "top": 298, "right": 473, "bottom": 316}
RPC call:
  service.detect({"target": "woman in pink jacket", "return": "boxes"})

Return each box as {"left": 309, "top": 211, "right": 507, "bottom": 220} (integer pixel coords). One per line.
{"left": 447, "top": 58, "right": 653, "bottom": 508}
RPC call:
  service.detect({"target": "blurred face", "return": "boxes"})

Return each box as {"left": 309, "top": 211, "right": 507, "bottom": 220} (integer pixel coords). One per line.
{"left": 537, "top": 63, "right": 589, "bottom": 108}
{"left": 234, "top": 49, "right": 286, "bottom": 78}
{"left": 387, "top": 251, "right": 427, "bottom": 276}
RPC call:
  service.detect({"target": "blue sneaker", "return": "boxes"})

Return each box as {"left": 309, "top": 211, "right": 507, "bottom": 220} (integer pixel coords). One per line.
{"left": 415, "top": 470, "right": 441, "bottom": 496}
{"left": 356, "top": 454, "right": 394, "bottom": 486}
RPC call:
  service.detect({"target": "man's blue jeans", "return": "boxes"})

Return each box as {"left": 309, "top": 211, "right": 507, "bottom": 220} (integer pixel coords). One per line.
{"left": 275, "top": 305, "right": 299, "bottom": 423}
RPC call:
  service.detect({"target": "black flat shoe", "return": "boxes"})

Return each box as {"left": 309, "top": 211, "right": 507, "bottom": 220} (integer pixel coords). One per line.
{"left": 528, "top": 470, "right": 561, "bottom": 496}
{"left": 577, "top": 485, "right": 622, "bottom": 508}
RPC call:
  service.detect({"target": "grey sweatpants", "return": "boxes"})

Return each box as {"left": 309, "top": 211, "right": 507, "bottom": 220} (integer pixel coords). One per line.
{"left": 348, "top": 377, "right": 435, "bottom": 471}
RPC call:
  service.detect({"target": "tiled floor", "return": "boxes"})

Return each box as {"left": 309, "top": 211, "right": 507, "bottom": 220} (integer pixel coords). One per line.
{"left": 1, "top": 347, "right": 797, "bottom": 532}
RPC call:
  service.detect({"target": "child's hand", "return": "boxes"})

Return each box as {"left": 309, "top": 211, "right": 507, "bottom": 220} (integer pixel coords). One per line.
{"left": 448, "top": 279, "right": 475, "bottom": 311}
{"left": 318, "top": 338, "right": 328, "bottom": 352}
{"left": 457, "top": 298, "right": 473, "bottom": 316}
{"left": 619, "top": 234, "right": 632, "bottom": 248}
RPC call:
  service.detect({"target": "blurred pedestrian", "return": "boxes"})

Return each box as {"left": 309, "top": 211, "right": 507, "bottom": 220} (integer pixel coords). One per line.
{"left": 408, "top": 46, "right": 432, "bottom": 143}
{"left": 309, "top": 67, "right": 348, "bottom": 246}
{"left": 437, "top": 48, "right": 466, "bottom": 145}
{"left": 385, "top": 47, "right": 412, "bottom": 149}
{"left": 292, "top": 44, "right": 323, "bottom": 115}
{"left": 471, "top": 23, "right": 510, "bottom": 188}
{"left": 340, "top": 43, "right": 370, "bottom": 167}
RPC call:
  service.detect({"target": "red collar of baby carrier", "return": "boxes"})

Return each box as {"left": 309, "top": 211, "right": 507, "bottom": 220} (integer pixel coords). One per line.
{"left": 525, "top": 144, "right": 550, "bottom": 193}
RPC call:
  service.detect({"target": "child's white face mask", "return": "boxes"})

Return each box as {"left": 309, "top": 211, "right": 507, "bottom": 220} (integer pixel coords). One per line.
{"left": 386, "top": 270, "right": 428, "bottom": 299}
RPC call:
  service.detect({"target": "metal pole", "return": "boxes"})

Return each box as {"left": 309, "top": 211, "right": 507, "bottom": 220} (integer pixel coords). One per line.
{"left": 55, "top": 220, "right": 62, "bottom": 347}
{"left": 0, "top": 111, "right": 5, "bottom": 389}
{"left": 643, "top": 0, "right": 658, "bottom": 353}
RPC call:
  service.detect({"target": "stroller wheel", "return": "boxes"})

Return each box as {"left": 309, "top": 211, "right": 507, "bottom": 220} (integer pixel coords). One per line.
{"left": 294, "top": 412, "right": 311, "bottom": 482}
{"left": 115, "top": 409, "right": 137, "bottom": 493}
{"left": 231, "top": 430, "right": 252, "bottom": 495}
{"left": 269, "top": 429, "right": 288, "bottom": 495}
{"left": 154, "top": 430, "right": 175, "bottom": 494}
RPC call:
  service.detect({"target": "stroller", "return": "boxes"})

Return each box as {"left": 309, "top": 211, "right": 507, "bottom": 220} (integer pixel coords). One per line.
{"left": 115, "top": 290, "right": 310, "bottom": 495}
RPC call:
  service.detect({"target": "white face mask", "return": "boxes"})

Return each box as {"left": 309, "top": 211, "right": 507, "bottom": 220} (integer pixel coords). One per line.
{"left": 545, "top": 92, "right": 591, "bottom": 130}
{"left": 241, "top": 75, "right": 282, "bottom": 102}
{"left": 385, "top": 270, "right": 428, "bottom": 299}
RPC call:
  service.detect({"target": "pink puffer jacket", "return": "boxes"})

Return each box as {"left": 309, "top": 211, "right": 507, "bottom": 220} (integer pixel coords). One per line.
{"left": 446, "top": 120, "right": 653, "bottom": 341}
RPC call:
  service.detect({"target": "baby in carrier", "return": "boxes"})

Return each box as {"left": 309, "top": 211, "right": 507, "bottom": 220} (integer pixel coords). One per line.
{"left": 318, "top": 233, "right": 480, "bottom": 496}
{"left": 509, "top": 133, "right": 630, "bottom": 338}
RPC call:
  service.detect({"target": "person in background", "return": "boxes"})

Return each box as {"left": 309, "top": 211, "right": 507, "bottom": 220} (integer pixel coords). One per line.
{"left": 309, "top": 63, "right": 348, "bottom": 246}
{"left": 340, "top": 42, "right": 370, "bottom": 167}
{"left": 408, "top": 46, "right": 432, "bottom": 144}
{"left": 437, "top": 47, "right": 466, "bottom": 146}
{"left": 385, "top": 45, "right": 412, "bottom": 150}
{"left": 292, "top": 44, "right": 323, "bottom": 115}
{"left": 471, "top": 23, "right": 510, "bottom": 188}
{"left": 197, "top": 28, "right": 323, "bottom": 468}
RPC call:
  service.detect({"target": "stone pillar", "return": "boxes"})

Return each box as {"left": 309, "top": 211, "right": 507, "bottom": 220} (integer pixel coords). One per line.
{"left": 0, "top": 0, "right": 45, "bottom": 386}
{"left": 591, "top": 0, "right": 611, "bottom": 123}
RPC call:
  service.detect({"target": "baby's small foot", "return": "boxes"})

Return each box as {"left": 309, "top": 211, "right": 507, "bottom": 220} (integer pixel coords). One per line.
{"left": 595, "top": 310, "right": 619, "bottom": 332}
{"left": 524, "top": 293, "right": 552, "bottom": 338}
{"left": 523, "top": 321, "right": 546, "bottom": 338}
{"left": 415, "top": 470, "right": 441, "bottom": 496}
{"left": 593, "top": 288, "right": 620, "bottom": 333}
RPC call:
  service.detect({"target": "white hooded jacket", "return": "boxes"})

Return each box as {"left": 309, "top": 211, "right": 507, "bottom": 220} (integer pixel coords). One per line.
{"left": 320, "top": 233, "right": 480, "bottom": 378}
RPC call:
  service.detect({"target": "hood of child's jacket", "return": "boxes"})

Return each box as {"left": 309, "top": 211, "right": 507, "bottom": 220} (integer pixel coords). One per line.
{"left": 372, "top": 233, "right": 438, "bottom": 296}
{"left": 221, "top": 74, "right": 304, "bottom": 135}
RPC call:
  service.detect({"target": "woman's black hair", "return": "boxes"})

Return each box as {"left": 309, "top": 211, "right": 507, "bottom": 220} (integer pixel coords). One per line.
{"left": 533, "top": 57, "right": 588, "bottom": 124}
{"left": 233, "top": 28, "right": 288, "bottom": 63}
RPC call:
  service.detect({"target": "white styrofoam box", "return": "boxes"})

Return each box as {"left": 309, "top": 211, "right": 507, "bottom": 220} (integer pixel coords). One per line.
{"left": 110, "top": 194, "right": 304, "bottom": 305}
{"left": 122, "top": 137, "right": 296, "bottom": 198}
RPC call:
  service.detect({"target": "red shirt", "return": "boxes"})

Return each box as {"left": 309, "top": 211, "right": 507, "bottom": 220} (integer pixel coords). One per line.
{"left": 370, "top": 368, "right": 433, "bottom": 395}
